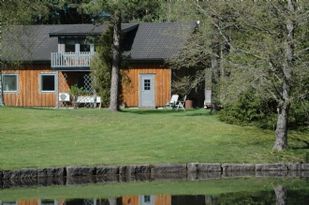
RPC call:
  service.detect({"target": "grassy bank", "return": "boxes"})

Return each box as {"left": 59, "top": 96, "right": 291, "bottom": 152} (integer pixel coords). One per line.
{"left": 0, "top": 107, "right": 308, "bottom": 170}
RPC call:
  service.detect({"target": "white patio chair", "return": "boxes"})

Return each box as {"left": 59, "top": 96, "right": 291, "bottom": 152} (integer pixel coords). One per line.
{"left": 177, "top": 95, "right": 187, "bottom": 110}
{"left": 165, "top": 94, "right": 179, "bottom": 109}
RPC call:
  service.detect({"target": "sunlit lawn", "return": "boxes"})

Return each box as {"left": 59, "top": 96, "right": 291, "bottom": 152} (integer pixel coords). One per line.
{"left": 0, "top": 107, "right": 308, "bottom": 170}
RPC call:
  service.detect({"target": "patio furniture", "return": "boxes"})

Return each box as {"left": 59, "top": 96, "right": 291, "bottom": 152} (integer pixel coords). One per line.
{"left": 177, "top": 95, "right": 187, "bottom": 110}
{"left": 165, "top": 94, "right": 179, "bottom": 109}
{"left": 76, "top": 95, "right": 102, "bottom": 108}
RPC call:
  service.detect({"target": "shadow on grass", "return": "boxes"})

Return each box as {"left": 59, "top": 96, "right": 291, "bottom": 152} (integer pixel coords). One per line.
{"left": 121, "top": 108, "right": 213, "bottom": 116}
{"left": 2, "top": 106, "right": 57, "bottom": 111}
{"left": 120, "top": 109, "right": 178, "bottom": 115}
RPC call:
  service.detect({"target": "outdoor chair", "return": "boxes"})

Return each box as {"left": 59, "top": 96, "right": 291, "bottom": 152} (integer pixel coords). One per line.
{"left": 176, "top": 95, "right": 187, "bottom": 110}
{"left": 165, "top": 94, "right": 179, "bottom": 109}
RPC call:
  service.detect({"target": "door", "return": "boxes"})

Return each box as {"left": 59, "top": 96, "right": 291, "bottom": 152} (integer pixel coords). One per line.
{"left": 139, "top": 74, "right": 155, "bottom": 107}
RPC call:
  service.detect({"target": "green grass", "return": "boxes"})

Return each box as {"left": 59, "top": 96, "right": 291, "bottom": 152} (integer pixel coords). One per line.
{"left": 0, "top": 107, "right": 308, "bottom": 170}
{"left": 0, "top": 178, "right": 308, "bottom": 200}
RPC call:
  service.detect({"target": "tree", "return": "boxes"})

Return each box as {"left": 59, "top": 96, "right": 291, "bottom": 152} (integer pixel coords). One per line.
{"left": 161, "top": 0, "right": 308, "bottom": 150}
{"left": 221, "top": 0, "right": 308, "bottom": 151}
{"left": 90, "top": 26, "right": 113, "bottom": 107}
{"left": 36, "top": 0, "right": 92, "bottom": 24}
{"left": 109, "top": 9, "right": 121, "bottom": 111}
{"left": 274, "top": 185, "right": 287, "bottom": 205}
{"left": 0, "top": 0, "right": 47, "bottom": 106}
{"left": 164, "top": 0, "right": 235, "bottom": 110}
{"left": 82, "top": 0, "right": 162, "bottom": 111}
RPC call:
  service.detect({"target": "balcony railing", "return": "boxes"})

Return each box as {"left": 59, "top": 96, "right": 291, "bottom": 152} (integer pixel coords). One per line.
{"left": 51, "top": 52, "right": 95, "bottom": 68}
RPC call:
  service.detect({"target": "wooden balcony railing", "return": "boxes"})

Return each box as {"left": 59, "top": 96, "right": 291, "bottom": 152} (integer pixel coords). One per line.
{"left": 51, "top": 52, "right": 95, "bottom": 68}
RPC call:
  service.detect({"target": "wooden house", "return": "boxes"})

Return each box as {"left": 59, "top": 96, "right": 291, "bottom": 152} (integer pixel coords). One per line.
{"left": 0, "top": 23, "right": 194, "bottom": 108}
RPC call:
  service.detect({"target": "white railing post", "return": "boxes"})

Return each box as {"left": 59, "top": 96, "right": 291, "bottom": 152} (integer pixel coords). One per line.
{"left": 51, "top": 52, "right": 95, "bottom": 68}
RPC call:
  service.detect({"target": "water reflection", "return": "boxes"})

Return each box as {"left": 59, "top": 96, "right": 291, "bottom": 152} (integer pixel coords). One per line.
{"left": 1, "top": 187, "right": 308, "bottom": 205}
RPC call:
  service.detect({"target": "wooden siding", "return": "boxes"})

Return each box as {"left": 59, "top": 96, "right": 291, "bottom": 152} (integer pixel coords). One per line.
{"left": 121, "top": 195, "right": 171, "bottom": 205}
{"left": 122, "top": 196, "right": 139, "bottom": 205}
{"left": 2, "top": 65, "right": 56, "bottom": 107}
{"left": 121, "top": 67, "right": 171, "bottom": 107}
{"left": 155, "top": 195, "right": 171, "bottom": 205}
{"left": 17, "top": 199, "right": 39, "bottom": 205}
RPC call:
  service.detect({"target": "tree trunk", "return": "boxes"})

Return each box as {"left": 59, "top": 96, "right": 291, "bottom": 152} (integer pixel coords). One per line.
{"left": 274, "top": 102, "right": 289, "bottom": 150}
{"left": 109, "top": 10, "right": 121, "bottom": 112}
{"left": 273, "top": 0, "right": 295, "bottom": 151}
{"left": 0, "top": 68, "right": 4, "bottom": 106}
{"left": 210, "top": 28, "right": 221, "bottom": 113}
{"left": 274, "top": 185, "right": 287, "bottom": 205}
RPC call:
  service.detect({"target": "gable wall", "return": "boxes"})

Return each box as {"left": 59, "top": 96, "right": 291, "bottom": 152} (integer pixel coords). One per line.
{"left": 121, "top": 66, "right": 171, "bottom": 107}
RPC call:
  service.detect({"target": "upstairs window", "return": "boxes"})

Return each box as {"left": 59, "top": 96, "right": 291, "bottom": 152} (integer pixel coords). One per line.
{"left": 65, "top": 39, "right": 76, "bottom": 52}
{"left": 2, "top": 74, "right": 18, "bottom": 92}
{"left": 80, "top": 44, "right": 90, "bottom": 52}
{"left": 40, "top": 74, "right": 55, "bottom": 92}
{"left": 65, "top": 44, "right": 75, "bottom": 52}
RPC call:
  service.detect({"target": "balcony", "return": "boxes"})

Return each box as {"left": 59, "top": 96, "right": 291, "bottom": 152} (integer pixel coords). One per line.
{"left": 51, "top": 52, "right": 95, "bottom": 68}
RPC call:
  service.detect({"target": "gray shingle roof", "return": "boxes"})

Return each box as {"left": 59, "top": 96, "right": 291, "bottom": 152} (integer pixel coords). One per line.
{"left": 49, "top": 23, "right": 138, "bottom": 36}
{"left": 125, "top": 22, "right": 196, "bottom": 61}
{"left": 1, "top": 22, "right": 195, "bottom": 63}
{"left": 1, "top": 25, "right": 60, "bottom": 62}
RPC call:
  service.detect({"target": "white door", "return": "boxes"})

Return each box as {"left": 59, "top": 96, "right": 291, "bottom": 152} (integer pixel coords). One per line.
{"left": 139, "top": 74, "right": 155, "bottom": 107}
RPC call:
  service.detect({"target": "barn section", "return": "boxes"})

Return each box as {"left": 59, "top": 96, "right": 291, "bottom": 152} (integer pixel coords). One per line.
{"left": 121, "top": 65, "right": 171, "bottom": 107}
{"left": 121, "top": 23, "right": 195, "bottom": 108}
{"left": 2, "top": 64, "right": 56, "bottom": 107}
{"left": 1, "top": 64, "right": 89, "bottom": 107}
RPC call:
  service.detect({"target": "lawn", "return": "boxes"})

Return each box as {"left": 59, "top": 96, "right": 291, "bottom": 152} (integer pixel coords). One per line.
{"left": 0, "top": 107, "right": 308, "bottom": 170}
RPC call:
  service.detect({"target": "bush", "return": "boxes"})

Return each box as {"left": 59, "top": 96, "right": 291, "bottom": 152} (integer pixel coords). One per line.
{"left": 219, "top": 88, "right": 309, "bottom": 130}
{"left": 219, "top": 89, "right": 277, "bottom": 129}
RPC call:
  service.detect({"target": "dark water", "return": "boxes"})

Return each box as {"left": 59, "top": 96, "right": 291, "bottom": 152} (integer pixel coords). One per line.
{"left": 0, "top": 178, "right": 308, "bottom": 205}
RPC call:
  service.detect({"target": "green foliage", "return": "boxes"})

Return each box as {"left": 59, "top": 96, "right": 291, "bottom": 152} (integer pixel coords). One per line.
{"left": 69, "top": 84, "right": 92, "bottom": 97}
{"left": 0, "top": 0, "right": 48, "bottom": 25}
{"left": 81, "top": 0, "right": 161, "bottom": 23}
{"left": 219, "top": 89, "right": 277, "bottom": 129}
{"left": 90, "top": 26, "right": 113, "bottom": 107}
{"left": 121, "top": 0, "right": 162, "bottom": 22}
{"left": 69, "top": 84, "right": 81, "bottom": 97}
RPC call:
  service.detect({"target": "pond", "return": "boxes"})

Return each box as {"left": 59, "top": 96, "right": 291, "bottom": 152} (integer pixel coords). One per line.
{"left": 0, "top": 177, "right": 308, "bottom": 205}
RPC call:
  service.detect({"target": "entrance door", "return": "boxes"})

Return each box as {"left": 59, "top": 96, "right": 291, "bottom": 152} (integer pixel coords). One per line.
{"left": 139, "top": 74, "right": 155, "bottom": 107}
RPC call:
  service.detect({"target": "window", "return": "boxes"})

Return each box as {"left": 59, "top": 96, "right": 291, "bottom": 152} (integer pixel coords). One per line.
{"left": 41, "top": 74, "right": 55, "bottom": 92}
{"left": 144, "top": 196, "right": 151, "bottom": 203}
{"left": 2, "top": 74, "right": 18, "bottom": 92}
{"left": 144, "top": 79, "right": 151, "bottom": 90}
{"left": 2, "top": 202, "right": 16, "bottom": 205}
{"left": 41, "top": 200, "right": 54, "bottom": 205}
{"left": 65, "top": 44, "right": 75, "bottom": 52}
{"left": 80, "top": 44, "right": 90, "bottom": 52}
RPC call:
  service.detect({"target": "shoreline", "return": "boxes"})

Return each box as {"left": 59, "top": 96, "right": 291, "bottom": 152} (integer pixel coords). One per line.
{"left": 1, "top": 162, "right": 308, "bottom": 189}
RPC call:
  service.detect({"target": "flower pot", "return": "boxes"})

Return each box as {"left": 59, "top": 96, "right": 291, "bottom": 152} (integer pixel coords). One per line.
{"left": 185, "top": 100, "right": 193, "bottom": 109}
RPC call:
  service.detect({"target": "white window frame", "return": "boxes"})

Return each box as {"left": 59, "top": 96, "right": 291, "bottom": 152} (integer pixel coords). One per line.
{"left": 2, "top": 74, "right": 18, "bottom": 93}
{"left": 40, "top": 73, "right": 56, "bottom": 93}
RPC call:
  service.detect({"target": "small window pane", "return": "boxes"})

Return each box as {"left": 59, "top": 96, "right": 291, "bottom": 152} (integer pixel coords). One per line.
{"left": 144, "top": 196, "right": 150, "bottom": 203}
{"left": 3, "top": 75, "right": 17, "bottom": 92}
{"left": 41, "top": 200, "right": 54, "bottom": 205}
{"left": 65, "top": 44, "right": 75, "bottom": 52}
{"left": 41, "top": 75, "right": 55, "bottom": 92}
{"left": 80, "top": 44, "right": 90, "bottom": 52}
{"left": 144, "top": 79, "right": 151, "bottom": 90}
